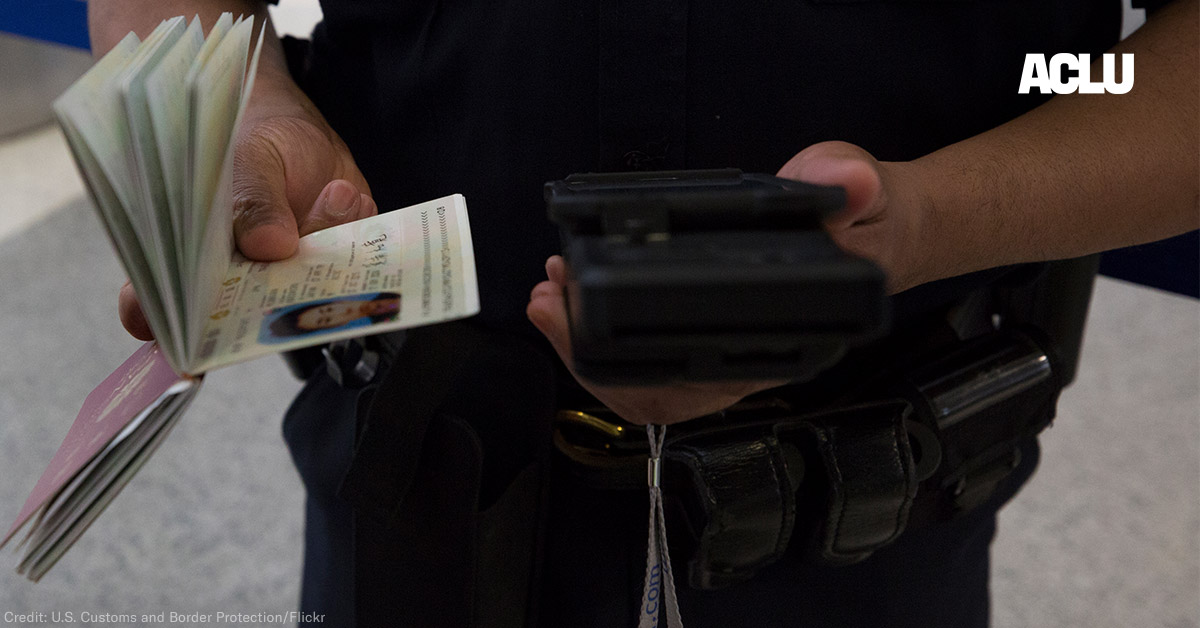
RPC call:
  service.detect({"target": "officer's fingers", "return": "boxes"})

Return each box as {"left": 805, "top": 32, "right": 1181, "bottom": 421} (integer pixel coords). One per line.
{"left": 545, "top": 255, "right": 568, "bottom": 286}
{"left": 527, "top": 278, "right": 573, "bottom": 364}
{"left": 333, "top": 156, "right": 374, "bottom": 206}
{"left": 232, "top": 130, "right": 301, "bottom": 261}
{"left": 118, "top": 281, "right": 155, "bottom": 341}
{"left": 529, "top": 256, "right": 572, "bottom": 360}
{"left": 777, "top": 141, "right": 885, "bottom": 229}
{"left": 297, "top": 179, "right": 378, "bottom": 236}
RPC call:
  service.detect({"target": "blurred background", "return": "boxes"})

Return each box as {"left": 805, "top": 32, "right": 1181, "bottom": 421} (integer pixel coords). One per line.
{"left": 0, "top": 1, "right": 1195, "bottom": 627}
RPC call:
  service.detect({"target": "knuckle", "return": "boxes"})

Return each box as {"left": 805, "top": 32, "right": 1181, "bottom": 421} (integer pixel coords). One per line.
{"left": 231, "top": 191, "right": 276, "bottom": 228}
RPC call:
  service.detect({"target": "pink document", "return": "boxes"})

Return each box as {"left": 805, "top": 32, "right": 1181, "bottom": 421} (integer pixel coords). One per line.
{"left": 3, "top": 342, "right": 194, "bottom": 555}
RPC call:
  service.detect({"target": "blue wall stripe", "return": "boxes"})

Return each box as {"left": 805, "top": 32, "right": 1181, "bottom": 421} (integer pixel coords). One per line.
{"left": 0, "top": 0, "right": 90, "bottom": 50}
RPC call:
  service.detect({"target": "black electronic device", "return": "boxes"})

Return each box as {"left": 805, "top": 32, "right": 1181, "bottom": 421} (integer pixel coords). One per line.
{"left": 545, "top": 168, "right": 889, "bottom": 384}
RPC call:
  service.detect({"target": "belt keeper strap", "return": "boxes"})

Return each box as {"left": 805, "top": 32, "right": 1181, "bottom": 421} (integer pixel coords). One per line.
{"left": 665, "top": 434, "right": 800, "bottom": 589}
{"left": 789, "top": 400, "right": 918, "bottom": 565}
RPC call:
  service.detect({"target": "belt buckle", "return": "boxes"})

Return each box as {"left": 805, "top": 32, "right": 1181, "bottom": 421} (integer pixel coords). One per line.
{"left": 555, "top": 410, "right": 627, "bottom": 440}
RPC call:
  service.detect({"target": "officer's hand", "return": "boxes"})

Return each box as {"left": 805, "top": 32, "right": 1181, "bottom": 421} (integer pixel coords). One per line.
{"left": 777, "top": 141, "right": 930, "bottom": 294}
{"left": 527, "top": 256, "right": 785, "bottom": 425}
{"left": 119, "top": 74, "right": 376, "bottom": 340}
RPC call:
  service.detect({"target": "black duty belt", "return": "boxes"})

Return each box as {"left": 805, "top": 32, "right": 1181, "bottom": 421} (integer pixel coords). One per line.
{"left": 311, "top": 323, "right": 1061, "bottom": 591}
{"left": 315, "top": 322, "right": 1061, "bottom": 590}
{"left": 553, "top": 327, "right": 1061, "bottom": 588}
{"left": 275, "top": 258, "right": 1097, "bottom": 628}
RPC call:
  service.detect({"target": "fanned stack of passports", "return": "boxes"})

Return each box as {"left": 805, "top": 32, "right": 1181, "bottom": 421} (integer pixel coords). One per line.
{"left": 3, "top": 14, "right": 480, "bottom": 580}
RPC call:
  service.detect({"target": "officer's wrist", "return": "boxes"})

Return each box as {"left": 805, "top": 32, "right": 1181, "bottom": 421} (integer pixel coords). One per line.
{"left": 874, "top": 158, "right": 945, "bottom": 293}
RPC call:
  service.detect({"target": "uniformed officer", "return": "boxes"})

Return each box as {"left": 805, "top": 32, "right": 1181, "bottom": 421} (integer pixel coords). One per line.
{"left": 93, "top": 0, "right": 1198, "bottom": 625}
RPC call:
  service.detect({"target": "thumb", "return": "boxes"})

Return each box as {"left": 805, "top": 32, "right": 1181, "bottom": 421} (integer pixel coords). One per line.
{"left": 777, "top": 141, "right": 885, "bottom": 229}
{"left": 232, "top": 134, "right": 300, "bottom": 261}
{"left": 297, "top": 179, "right": 379, "bottom": 236}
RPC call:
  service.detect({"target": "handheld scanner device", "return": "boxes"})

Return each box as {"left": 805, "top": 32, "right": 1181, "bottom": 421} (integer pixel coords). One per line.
{"left": 545, "top": 168, "right": 889, "bottom": 384}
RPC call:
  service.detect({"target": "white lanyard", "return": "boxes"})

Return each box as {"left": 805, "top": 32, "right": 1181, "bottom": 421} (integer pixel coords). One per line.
{"left": 638, "top": 424, "right": 685, "bottom": 628}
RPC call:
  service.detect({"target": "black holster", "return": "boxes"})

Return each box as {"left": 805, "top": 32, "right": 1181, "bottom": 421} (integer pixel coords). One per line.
{"left": 338, "top": 322, "right": 557, "bottom": 628}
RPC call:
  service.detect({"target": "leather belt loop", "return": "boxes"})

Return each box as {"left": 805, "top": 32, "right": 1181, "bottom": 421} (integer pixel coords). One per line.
{"left": 785, "top": 400, "right": 918, "bottom": 566}
{"left": 665, "top": 432, "right": 802, "bottom": 589}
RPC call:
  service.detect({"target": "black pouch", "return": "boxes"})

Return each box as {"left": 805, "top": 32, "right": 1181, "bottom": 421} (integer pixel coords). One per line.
{"left": 338, "top": 322, "right": 557, "bottom": 628}
{"left": 554, "top": 397, "right": 921, "bottom": 588}
{"left": 668, "top": 399, "right": 919, "bottom": 585}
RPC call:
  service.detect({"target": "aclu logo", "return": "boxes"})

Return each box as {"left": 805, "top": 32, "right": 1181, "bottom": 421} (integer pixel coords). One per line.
{"left": 1019, "top": 53, "right": 1134, "bottom": 94}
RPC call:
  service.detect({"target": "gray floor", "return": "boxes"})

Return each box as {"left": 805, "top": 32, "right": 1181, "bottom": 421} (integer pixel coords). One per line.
{"left": 0, "top": 200, "right": 1196, "bottom": 627}
{"left": 0, "top": 203, "right": 304, "bottom": 626}
{"left": 992, "top": 276, "right": 1199, "bottom": 627}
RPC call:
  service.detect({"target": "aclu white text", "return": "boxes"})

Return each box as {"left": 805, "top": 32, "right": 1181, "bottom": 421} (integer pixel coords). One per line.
{"left": 1018, "top": 53, "right": 1134, "bottom": 95}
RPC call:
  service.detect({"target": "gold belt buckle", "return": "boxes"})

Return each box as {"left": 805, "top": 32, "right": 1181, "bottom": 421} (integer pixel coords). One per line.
{"left": 555, "top": 410, "right": 626, "bottom": 439}
{"left": 553, "top": 409, "right": 650, "bottom": 454}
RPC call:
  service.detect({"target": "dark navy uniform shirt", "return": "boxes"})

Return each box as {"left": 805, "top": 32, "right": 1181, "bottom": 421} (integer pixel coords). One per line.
{"left": 278, "top": 2, "right": 1170, "bottom": 626}
{"left": 288, "top": 0, "right": 1146, "bottom": 339}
